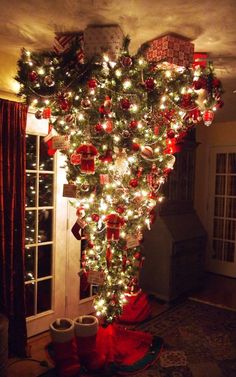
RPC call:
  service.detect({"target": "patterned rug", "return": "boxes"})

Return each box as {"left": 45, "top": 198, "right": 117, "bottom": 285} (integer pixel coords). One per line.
{"left": 38, "top": 300, "right": 236, "bottom": 377}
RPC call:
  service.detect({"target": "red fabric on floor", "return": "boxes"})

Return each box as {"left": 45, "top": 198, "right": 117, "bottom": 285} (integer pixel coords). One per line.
{"left": 119, "top": 290, "right": 151, "bottom": 324}
{"left": 96, "top": 323, "right": 153, "bottom": 366}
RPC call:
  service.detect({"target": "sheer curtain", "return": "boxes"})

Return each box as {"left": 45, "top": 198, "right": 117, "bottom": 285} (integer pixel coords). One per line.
{"left": 0, "top": 99, "right": 28, "bottom": 356}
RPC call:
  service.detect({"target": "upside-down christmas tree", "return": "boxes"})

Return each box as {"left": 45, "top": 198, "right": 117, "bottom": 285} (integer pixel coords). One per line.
{"left": 16, "top": 26, "right": 223, "bottom": 324}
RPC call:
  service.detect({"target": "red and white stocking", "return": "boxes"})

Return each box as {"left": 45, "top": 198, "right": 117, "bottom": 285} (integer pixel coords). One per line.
{"left": 49, "top": 318, "right": 80, "bottom": 377}
{"left": 74, "top": 315, "right": 105, "bottom": 371}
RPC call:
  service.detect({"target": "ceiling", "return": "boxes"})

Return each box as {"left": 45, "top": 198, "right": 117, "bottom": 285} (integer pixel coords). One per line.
{"left": 0, "top": 0, "right": 235, "bottom": 122}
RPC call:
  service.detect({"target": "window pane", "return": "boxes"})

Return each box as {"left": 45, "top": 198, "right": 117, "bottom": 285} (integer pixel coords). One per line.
{"left": 39, "top": 174, "right": 53, "bottom": 206}
{"left": 228, "top": 154, "right": 236, "bottom": 174}
{"left": 37, "top": 279, "right": 52, "bottom": 313}
{"left": 213, "top": 218, "right": 224, "bottom": 238}
{"left": 25, "top": 210, "right": 36, "bottom": 244}
{"left": 38, "top": 209, "right": 53, "bottom": 243}
{"left": 225, "top": 220, "right": 236, "bottom": 241}
{"left": 39, "top": 136, "right": 54, "bottom": 171}
{"left": 215, "top": 175, "right": 225, "bottom": 195}
{"left": 224, "top": 242, "right": 235, "bottom": 262}
{"left": 216, "top": 153, "right": 226, "bottom": 173}
{"left": 212, "top": 239, "right": 223, "bottom": 260}
{"left": 226, "top": 198, "right": 236, "bottom": 218}
{"left": 214, "top": 197, "right": 225, "bottom": 217}
{"left": 227, "top": 176, "right": 236, "bottom": 196}
{"left": 25, "top": 283, "right": 35, "bottom": 317}
{"left": 25, "top": 246, "right": 36, "bottom": 281}
{"left": 38, "top": 245, "right": 52, "bottom": 278}
{"left": 26, "top": 173, "right": 37, "bottom": 207}
{"left": 26, "top": 134, "right": 37, "bottom": 170}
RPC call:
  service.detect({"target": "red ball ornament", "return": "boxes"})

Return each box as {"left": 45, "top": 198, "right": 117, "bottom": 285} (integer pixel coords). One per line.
{"left": 42, "top": 107, "right": 51, "bottom": 119}
{"left": 121, "top": 56, "right": 133, "bottom": 67}
{"left": 213, "top": 78, "right": 221, "bottom": 88}
{"left": 144, "top": 77, "right": 155, "bottom": 91}
{"left": 129, "top": 178, "right": 139, "bottom": 188}
{"left": 134, "top": 252, "right": 141, "bottom": 260}
{"left": 81, "top": 98, "right": 91, "bottom": 109}
{"left": 88, "top": 78, "right": 98, "bottom": 89}
{"left": 202, "top": 109, "right": 214, "bottom": 126}
{"left": 181, "top": 94, "right": 193, "bottom": 109}
{"left": 167, "top": 129, "right": 175, "bottom": 139}
{"left": 121, "top": 98, "right": 131, "bottom": 110}
{"left": 60, "top": 99, "right": 70, "bottom": 111}
{"left": 140, "top": 146, "right": 154, "bottom": 159}
{"left": 103, "top": 120, "right": 113, "bottom": 133}
{"left": 193, "top": 77, "right": 206, "bottom": 90}
{"left": 64, "top": 114, "right": 75, "bottom": 124}
{"left": 129, "top": 120, "right": 138, "bottom": 129}
{"left": 92, "top": 213, "right": 100, "bottom": 222}
{"left": 132, "top": 143, "right": 140, "bottom": 152}
{"left": 116, "top": 205, "right": 125, "bottom": 214}
{"left": 28, "top": 71, "right": 38, "bottom": 82}
{"left": 87, "top": 240, "right": 94, "bottom": 249}
{"left": 95, "top": 123, "right": 103, "bottom": 132}
{"left": 154, "top": 126, "right": 159, "bottom": 135}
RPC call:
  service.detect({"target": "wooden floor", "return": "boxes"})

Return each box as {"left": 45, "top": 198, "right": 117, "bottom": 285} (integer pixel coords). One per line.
{"left": 7, "top": 272, "right": 236, "bottom": 377}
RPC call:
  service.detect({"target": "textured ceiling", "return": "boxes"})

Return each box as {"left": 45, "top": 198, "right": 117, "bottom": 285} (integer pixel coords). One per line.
{"left": 0, "top": 0, "right": 236, "bottom": 121}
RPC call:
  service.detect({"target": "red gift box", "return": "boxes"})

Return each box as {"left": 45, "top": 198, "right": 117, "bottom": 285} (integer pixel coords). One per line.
{"left": 144, "top": 34, "right": 194, "bottom": 67}
{"left": 193, "top": 52, "right": 208, "bottom": 68}
{"left": 53, "top": 32, "right": 84, "bottom": 63}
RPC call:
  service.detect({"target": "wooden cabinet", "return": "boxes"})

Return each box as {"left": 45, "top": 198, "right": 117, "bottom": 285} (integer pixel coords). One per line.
{"left": 139, "top": 131, "right": 207, "bottom": 301}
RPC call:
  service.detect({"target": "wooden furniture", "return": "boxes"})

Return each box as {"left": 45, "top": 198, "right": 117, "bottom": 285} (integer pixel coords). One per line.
{"left": 140, "top": 131, "right": 207, "bottom": 301}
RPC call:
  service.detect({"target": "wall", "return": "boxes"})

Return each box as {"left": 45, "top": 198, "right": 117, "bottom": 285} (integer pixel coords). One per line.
{"left": 194, "top": 120, "right": 236, "bottom": 229}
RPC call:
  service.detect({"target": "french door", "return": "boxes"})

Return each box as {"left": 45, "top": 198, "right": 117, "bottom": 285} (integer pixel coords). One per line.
{"left": 25, "top": 114, "right": 69, "bottom": 336}
{"left": 207, "top": 147, "right": 236, "bottom": 277}
{"left": 25, "top": 113, "right": 95, "bottom": 336}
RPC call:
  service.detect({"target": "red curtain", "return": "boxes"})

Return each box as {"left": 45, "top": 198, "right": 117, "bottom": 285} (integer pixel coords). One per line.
{"left": 0, "top": 99, "right": 28, "bottom": 356}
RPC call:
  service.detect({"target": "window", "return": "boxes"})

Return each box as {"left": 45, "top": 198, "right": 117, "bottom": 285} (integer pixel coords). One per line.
{"left": 212, "top": 152, "right": 236, "bottom": 263}
{"left": 25, "top": 134, "right": 55, "bottom": 317}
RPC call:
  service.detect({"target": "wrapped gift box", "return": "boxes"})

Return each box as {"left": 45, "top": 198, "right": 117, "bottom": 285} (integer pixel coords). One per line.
{"left": 53, "top": 32, "right": 84, "bottom": 63}
{"left": 193, "top": 52, "right": 208, "bottom": 68}
{"left": 84, "top": 24, "right": 124, "bottom": 61}
{"left": 144, "top": 34, "right": 194, "bottom": 67}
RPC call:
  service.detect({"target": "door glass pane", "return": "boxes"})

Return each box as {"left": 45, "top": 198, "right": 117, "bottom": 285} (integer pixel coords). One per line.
{"left": 38, "top": 209, "right": 53, "bottom": 243}
{"left": 228, "top": 154, "right": 236, "bottom": 174}
{"left": 26, "top": 173, "right": 37, "bottom": 207}
{"left": 25, "top": 246, "right": 36, "bottom": 281}
{"left": 214, "top": 197, "right": 225, "bottom": 217}
{"left": 211, "top": 151, "right": 236, "bottom": 271}
{"left": 226, "top": 198, "right": 236, "bottom": 219}
{"left": 26, "top": 135, "right": 37, "bottom": 170}
{"left": 39, "top": 136, "right": 54, "bottom": 171}
{"left": 224, "top": 242, "right": 235, "bottom": 262}
{"left": 25, "top": 283, "right": 35, "bottom": 317}
{"left": 225, "top": 220, "right": 236, "bottom": 241}
{"left": 215, "top": 176, "right": 225, "bottom": 195}
{"left": 38, "top": 245, "right": 52, "bottom": 278}
{"left": 37, "top": 279, "right": 52, "bottom": 314}
{"left": 25, "top": 210, "right": 36, "bottom": 244}
{"left": 212, "top": 239, "right": 223, "bottom": 260}
{"left": 216, "top": 153, "right": 226, "bottom": 173}
{"left": 213, "top": 218, "right": 224, "bottom": 238}
{"left": 227, "top": 176, "right": 236, "bottom": 196}
{"left": 39, "top": 174, "right": 53, "bottom": 206}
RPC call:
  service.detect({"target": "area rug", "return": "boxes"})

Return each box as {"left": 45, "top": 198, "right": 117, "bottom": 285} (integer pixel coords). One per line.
{"left": 38, "top": 300, "right": 236, "bottom": 377}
